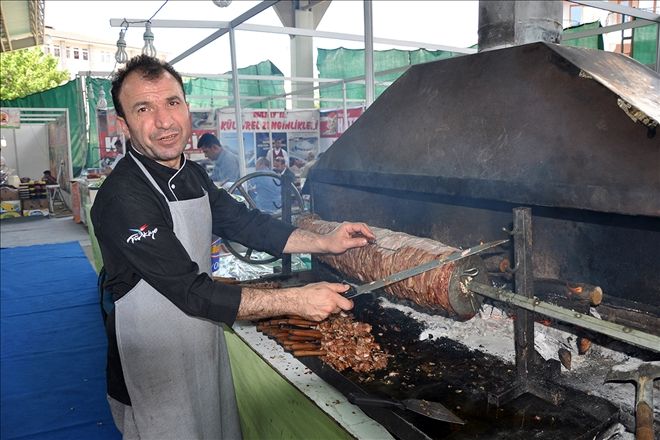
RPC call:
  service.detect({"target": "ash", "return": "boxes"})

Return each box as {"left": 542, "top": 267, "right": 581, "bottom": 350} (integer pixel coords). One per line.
{"left": 378, "top": 297, "right": 658, "bottom": 438}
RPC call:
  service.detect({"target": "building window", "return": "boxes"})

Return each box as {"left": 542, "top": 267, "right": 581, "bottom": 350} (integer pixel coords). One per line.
{"left": 73, "top": 48, "right": 79, "bottom": 59}
{"left": 82, "top": 49, "right": 89, "bottom": 61}
{"left": 54, "top": 46, "right": 61, "bottom": 57}
{"left": 66, "top": 46, "right": 71, "bottom": 58}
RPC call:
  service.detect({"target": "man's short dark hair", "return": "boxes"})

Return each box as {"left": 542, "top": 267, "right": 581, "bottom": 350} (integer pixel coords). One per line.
{"left": 43, "top": 170, "right": 52, "bottom": 175}
{"left": 197, "top": 133, "right": 221, "bottom": 150}
{"left": 111, "top": 55, "right": 185, "bottom": 119}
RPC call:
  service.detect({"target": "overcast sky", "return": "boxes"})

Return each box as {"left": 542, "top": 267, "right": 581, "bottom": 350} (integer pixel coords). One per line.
{"left": 44, "top": 0, "right": 479, "bottom": 77}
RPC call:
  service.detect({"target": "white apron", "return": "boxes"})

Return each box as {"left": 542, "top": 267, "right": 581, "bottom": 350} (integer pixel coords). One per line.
{"left": 110, "top": 156, "right": 241, "bottom": 440}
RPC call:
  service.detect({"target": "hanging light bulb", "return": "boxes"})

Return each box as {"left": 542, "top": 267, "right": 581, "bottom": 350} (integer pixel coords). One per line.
{"left": 115, "top": 29, "right": 129, "bottom": 64}
{"left": 142, "top": 22, "right": 157, "bottom": 57}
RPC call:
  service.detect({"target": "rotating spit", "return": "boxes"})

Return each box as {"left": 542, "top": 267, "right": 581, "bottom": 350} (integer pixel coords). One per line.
{"left": 297, "top": 216, "right": 493, "bottom": 320}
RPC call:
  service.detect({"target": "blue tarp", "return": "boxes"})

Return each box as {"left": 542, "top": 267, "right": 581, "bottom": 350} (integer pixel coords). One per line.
{"left": 1, "top": 242, "right": 120, "bottom": 439}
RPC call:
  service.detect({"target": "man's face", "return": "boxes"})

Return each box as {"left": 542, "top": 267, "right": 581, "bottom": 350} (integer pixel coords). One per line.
{"left": 201, "top": 145, "right": 221, "bottom": 161}
{"left": 273, "top": 158, "right": 286, "bottom": 173}
{"left": 117, "top": 71, "right": 191, "bottom": 169}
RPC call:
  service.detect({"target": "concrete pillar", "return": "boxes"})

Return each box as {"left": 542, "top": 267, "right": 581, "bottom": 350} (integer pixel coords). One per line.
{"left": 478, "top": 0, "right": 563, "bottom": 52}
{"left": 291, "top": 9, "right": 314, "bottom": 109}
{"left": 274, "top": 1, "right": 331, "bottom": 109}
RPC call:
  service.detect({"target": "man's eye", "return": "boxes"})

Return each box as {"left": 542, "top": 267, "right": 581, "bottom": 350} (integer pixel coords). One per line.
{"left": 169, "top": 100, "right": 180, "bottom": 107}
{"left": 137, "top": 107, "right": 148, "bottom": 113}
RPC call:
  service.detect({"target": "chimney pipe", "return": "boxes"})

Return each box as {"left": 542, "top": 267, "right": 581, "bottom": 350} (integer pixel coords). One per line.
{"left": 478, "top": 1, "right": 563, "bottom": 52}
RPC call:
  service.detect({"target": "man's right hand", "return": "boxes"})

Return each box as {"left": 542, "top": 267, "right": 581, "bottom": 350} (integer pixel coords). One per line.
{"left": 290, "top": 282, "right": 354, "bottom": 321}
{"left": 237, "top": 282, "right": 353, "bottom": 321}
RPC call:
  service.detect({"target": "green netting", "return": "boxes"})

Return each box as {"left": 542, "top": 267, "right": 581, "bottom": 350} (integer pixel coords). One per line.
{"left": 633, "top": 23, "right": 658, "bottom": 67}
{"left": 562, "top": 21, "right": 604, "bottom": 50}
{"left": 1, "top": 78, "right": 88, "bottom": 176}
{"left": 184, "top": 60, "right": 285, "bottom": 109}
{"left": 316, "top": 47, "right": 463, "bottom": 108}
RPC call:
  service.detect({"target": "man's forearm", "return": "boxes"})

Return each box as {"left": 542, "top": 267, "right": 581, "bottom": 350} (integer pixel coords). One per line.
{"left": 237, "top": 287, "right": 298, "bottom": 321}
{"left": 236, "top": 281, "right": 354, "bottom": 322}
{"left": 282, "top": 228, "right": 326, "bottom": 254}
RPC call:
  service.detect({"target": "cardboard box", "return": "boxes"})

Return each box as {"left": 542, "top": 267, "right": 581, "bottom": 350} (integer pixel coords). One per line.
{"left": 0, "top": 211, "right": 22, "bottom": 220}
{"left": 22, "top": 199, "right": 49, "bottom": 210}
{"left": 22, "top": 209, "right": 50, "bottom": 217}
{"left": 0, "top": 186, "right": 19, "bottom": 201}
{"left": 1, "top": 200, "right": 22, "bottom": 213}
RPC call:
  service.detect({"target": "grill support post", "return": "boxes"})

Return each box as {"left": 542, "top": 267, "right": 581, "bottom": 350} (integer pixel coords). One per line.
{"left": 488, "top": 207, "right": 563, "bottom": 407}
{"left": 513, "top": 207, "right": 535, "bottom": 380}
{"left": 280, "top": 169, "right": 294, "bottom": 275}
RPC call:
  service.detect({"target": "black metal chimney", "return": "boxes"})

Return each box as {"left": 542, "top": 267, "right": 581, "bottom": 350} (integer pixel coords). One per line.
{"left": 478, "top": 0, "right": 563, "bottom": 51}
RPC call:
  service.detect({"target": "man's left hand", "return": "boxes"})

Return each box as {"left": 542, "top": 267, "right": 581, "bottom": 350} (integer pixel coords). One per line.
{"left": 322, "top": 222, "right": 375, "bottom": 254}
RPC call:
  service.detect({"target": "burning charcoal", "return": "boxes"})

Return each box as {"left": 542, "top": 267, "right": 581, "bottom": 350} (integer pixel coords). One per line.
{"left": 558, "top": 348, "right": 572, "bottom": 370}
{"left": 577, "top": 337, "right": 592, "bottom": 355}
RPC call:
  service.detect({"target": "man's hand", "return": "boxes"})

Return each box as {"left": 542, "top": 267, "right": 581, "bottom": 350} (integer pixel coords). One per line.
{"left": 237, "top": 282, "right": 353, "bottom": 321}
{"left": 290, "top": 282, "right": 354, "bottom": 321}
{"left": 321, "top": 222, "right": 376, "bottom": 254}
{"left": 283, "top": 222, "right": 375, "bottom": 254}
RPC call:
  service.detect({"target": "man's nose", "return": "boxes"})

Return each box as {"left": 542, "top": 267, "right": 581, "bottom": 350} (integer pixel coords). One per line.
{"left": 153, "top": 107, "right": 174, "bottom": 128}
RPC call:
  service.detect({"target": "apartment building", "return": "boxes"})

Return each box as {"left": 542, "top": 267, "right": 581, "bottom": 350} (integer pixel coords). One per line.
{"left": 42, "top": 27, "right": 167, "bottom": 78}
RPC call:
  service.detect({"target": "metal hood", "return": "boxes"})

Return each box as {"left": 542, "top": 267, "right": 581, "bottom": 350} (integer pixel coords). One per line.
{"left": 308, "top": 42, "right": 660, "bottom": 218}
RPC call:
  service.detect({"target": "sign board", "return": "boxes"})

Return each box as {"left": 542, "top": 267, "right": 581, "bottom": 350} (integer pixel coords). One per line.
{"left": 217, "top": 109, "right": 320, "bottom": 172}
{"left": 0, "top": 108, "right": 21, "bottom": 129}
{"left": 319, "top": 106, "right": 364, "bottom": 152}
{"left": 96, "top": 108, "right": 125, "bottom": 167}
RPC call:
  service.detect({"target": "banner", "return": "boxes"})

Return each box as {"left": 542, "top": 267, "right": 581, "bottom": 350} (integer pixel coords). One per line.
{"left": 0, "top": 108, "right": 21, "bottom": 129}
{"left": 319, "top": 106, "right": 364, "bottom": 152}
{"left": 188, "top": 109, "right": 217, "bottom": 154}
{"left": 218, "top": 109, "right": 320, "bottom": 172}
{"left": 96, "top": 109, "right": 124, "bottom": 167}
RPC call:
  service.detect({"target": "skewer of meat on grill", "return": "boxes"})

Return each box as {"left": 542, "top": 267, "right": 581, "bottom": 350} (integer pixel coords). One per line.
{"left": 255, "top": 313, "right": 390, "bottom": 373}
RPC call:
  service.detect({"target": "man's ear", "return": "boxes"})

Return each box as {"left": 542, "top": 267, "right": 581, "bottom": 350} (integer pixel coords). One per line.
{"left": 117, "top": 116, "right": 130, "bottom": 137}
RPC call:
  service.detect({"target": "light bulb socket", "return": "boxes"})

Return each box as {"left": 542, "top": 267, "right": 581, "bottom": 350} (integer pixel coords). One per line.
{"left": 143, "top": 22, "right": 154, "bottom": 41}
{"left": 116, "top": 29, "right": 127, "bottom": 48}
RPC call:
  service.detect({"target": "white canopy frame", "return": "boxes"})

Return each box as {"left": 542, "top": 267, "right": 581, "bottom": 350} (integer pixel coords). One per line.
{"left": 110, "top": 1, "right": 475, "bottom": 176}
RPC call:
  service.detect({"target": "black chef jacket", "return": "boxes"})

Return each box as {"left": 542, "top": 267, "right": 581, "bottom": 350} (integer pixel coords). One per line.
{"left": 91, "top": 147, "right": 295, "bottom": 404}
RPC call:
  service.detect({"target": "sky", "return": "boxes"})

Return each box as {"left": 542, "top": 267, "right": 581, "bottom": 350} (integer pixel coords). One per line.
{"left": 44, "top": 0, "right": 479, "bottom": 77}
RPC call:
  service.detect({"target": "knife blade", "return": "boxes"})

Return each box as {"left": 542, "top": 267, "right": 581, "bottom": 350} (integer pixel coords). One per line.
{"left": 343, "top": 239, "right": 508, "bottom": 299}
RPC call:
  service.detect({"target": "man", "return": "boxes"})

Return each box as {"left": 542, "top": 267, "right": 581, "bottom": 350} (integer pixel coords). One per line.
{"left": 198, "top": 132, "right": 240, "bottom": 183}
{"left": 41, "top": 170, "right": 58, "bottom": 185}
{"left": 91, "top": 55, "right": 374, "bottom": 440}
{"left": 272, "top": 156, "right": 287, "bottom": 175}
{"left": 265, "top": 141, "right": 289, "bottom": 172}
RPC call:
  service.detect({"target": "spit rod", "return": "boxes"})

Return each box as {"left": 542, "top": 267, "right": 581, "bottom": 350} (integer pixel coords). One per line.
{"left": 468, "top": 281, "right": 660, "bottom": 353}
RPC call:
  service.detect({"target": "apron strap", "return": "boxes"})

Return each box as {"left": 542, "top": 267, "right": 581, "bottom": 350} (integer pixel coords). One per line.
{"left": 129, "top": 151, "right": 168, "bottom": 199}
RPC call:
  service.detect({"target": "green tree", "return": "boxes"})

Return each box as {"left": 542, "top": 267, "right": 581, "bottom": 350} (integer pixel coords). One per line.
{"left": 0, "top": 47, "right": 69, "bottom": 100}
